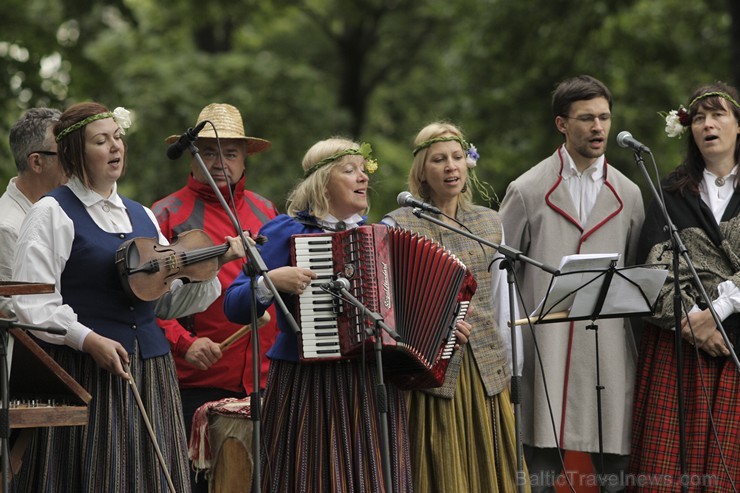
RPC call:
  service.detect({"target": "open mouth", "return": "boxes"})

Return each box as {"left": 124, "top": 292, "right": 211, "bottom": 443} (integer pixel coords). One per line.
{"left": 704, "top": 135, "right": 719, "bottom": 142}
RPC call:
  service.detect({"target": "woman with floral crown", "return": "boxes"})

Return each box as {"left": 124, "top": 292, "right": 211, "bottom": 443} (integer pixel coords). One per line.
{"left": 383, "top": 121, "right": 528, "bottom": 492}
{"left": 224, "top": 136, "right": 473, "bottom": 492}
{"left": 11, "top": 102, "right": 245, "bottom": 492}
{"left": 628, "top": 82, "right": 740, "bottom": 491}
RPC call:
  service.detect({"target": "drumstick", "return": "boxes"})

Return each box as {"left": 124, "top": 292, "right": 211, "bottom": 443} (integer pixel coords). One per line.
{"left": 509, "top": 310, "right": 570, "bottom": 326}
{"left": 123, "top": 363, "right": 177, "bottom": 493}
{"left": 219, "top": 312, "right": 271, "bottom": 351}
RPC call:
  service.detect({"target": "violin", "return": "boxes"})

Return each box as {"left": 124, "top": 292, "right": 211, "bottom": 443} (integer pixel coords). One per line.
{"left": 115, "top": 229, "right": 228, "bottom": 302}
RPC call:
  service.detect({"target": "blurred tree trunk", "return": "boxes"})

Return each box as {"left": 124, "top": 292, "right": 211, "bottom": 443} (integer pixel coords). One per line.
{"left": 730, "top": 0, "right": 740, "bottom": 88}
{"left": 297, "top": 1, "right": 450, "bottom": 139}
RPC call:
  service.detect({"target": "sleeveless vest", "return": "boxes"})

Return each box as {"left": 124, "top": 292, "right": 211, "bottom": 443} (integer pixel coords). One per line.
{"left": 51, "top": 186, "right": 169, "bottom": 358}
{"left": 385, "top": 205, "right": 510, "bottom": 398}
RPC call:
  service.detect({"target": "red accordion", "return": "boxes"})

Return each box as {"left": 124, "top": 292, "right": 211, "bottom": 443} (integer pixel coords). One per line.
{"left": 290, "top": 224, "right": 476, "bottom": 389}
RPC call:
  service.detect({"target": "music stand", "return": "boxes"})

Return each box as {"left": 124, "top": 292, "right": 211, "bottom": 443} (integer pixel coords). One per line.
{"left": 513, "top": 255, "right": 667, "bottom": 486}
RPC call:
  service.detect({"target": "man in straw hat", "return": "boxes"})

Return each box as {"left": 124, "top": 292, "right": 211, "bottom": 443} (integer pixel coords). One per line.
{"left": 152, "top": 103, "right": 280, "bottom": 493}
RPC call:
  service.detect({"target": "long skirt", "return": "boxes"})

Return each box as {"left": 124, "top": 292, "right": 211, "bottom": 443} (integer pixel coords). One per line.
{"left": 258, "top": 358, "right": 412, "bottom": 492}
{"left": 407, "top": 350, "right": 530, "bottom": 492}
{"left": 628, "top": 323, "right": 740, "bottom": 492}
{"left": 11, "top": 345, "right": 191, "bottom": 493}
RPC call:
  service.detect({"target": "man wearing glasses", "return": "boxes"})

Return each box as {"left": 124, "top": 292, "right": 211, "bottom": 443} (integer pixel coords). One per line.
{"left": 499, "top": 75, "right": 644, "bottom": 493}
{"left": 0, "top": 107, "right": 66, "bottom": 316}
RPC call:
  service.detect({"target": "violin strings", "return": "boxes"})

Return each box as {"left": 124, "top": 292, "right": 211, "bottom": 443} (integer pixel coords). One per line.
{"left": 179, "top": 245, "right": 229, "bottom": 266}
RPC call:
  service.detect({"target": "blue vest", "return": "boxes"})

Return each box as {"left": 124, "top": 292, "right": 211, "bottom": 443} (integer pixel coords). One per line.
{"left": 50, "top": 186, "right": 169, "bottom": 358}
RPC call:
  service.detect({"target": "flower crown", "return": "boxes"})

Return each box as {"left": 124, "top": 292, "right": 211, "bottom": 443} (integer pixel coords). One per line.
{"left": 56, "top": 107, "right": 132, "bottom": 142}
{"left": 303, "top": 142, "right": 378, "bottom": 178}
{"left": 413, "top": 134, "right": 499, "bottom": 205}
{"left": 412, "top": 135, "right": 479, "bottom": 167}
{"left": 661, "top": 91, "right": 740, "bottom": 139}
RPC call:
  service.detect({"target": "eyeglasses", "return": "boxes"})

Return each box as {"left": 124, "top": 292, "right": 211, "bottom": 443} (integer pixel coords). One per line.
{"left": 27, "top": 151, "right": 58, "bottom": 157}
{"left": 563, "top": 114, "right": 612, "bottom": 124}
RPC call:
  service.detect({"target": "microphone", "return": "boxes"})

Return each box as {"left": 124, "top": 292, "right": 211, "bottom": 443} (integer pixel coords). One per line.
{"left": 396, "top": 191, "right": 442, "bottom": 215}
{"left": 616, "top": 131, "right": 651, "bottom": 154}
{"left": 166, "top": 121, "right": 208, "bottom": 160}
{"left": 320, "top": 277, "right": 350, "bottom": 291}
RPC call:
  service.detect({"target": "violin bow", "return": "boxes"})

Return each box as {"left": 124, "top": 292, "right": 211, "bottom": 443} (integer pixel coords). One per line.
{"left": 123, "top": 363, "right": 177, "bottom": 493}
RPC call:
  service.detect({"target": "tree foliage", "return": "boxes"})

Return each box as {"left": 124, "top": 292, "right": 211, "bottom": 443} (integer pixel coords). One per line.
{"left": 0, "top": 0, "right": 736, "bottom": 221}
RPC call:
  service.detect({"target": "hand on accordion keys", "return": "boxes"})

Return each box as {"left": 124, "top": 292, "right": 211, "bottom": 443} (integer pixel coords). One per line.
{"left": 264, "top": 265, "right": 316, "bottom": 295}
{"left": 453, "top": 319, "right": 472, "bottom": 349}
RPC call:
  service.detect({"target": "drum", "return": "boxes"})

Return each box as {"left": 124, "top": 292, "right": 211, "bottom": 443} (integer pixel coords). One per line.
{"left": 189, "top": 398, "right": 254, "bottom": 493}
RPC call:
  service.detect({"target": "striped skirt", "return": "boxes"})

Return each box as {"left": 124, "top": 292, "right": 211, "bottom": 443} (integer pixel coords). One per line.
{"left": 407, "top": 350, "right": 530, "bottom": 492}
{"left": 11, "top": 345, "right": 190, "bottom": 493}
{"left": 628, "top": 323, "right": 740, "bottom": 492}
{"left": 258, "top": 358, "right": 412, "bottom": 492}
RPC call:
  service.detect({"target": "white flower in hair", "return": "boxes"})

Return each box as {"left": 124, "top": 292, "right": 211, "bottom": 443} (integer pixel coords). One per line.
{"left": 112, "top": 107, "right": 132, "bottom": 134}
{"left": 660, "top": 105, "right": 689, "bottom": 139}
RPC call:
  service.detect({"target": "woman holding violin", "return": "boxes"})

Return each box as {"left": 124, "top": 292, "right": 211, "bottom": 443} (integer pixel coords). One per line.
{"left": 11, "top": 102, "right": 244, "bottom": 493}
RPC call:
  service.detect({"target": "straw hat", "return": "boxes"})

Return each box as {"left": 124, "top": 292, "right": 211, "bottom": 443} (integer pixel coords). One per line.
{"left": 165, "top": 103, "right": 271, "bottom": 155}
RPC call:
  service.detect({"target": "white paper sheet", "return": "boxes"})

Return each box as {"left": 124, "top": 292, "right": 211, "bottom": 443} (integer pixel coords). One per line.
{"left": 531, "top": 253, "right": 668, "bottom": 321}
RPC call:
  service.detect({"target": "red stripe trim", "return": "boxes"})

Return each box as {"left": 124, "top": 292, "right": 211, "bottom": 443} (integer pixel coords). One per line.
{"left": 581, "top": 177, "right": 623, "bottom": 242}
{"left": 543, "top": 150, "right": 627, "bottom": 446}
{"left": 559, "top": 239, "right": 583, "bottom": 447}
{"left": 559, "top": 320, "right": 577, "bottom": 447}
{"left": 545, "top": 148, "right": 583, "bottom": 231}
{"left": 556, "top": 167, "right": 623, "bottom": 447}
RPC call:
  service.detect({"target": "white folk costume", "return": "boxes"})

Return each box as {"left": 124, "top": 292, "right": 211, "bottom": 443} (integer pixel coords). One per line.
{"left": 499, "top": 146, "right": 644, "bottom": 455}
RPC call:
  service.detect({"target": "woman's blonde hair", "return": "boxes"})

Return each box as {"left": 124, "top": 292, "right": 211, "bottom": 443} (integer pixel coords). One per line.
{"left": 286, "top": 137, "right": 368, "bottom": 218}
{"left": 409, "top": 122, "right": 473, "bottom": 210}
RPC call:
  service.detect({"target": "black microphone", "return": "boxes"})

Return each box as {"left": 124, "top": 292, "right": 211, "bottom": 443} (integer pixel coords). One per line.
{"left": 166, "top": 121, "right": 208, "bottom": 160}
{"left": 320, "top": 277, "right": 350, "bottom": 291}
{"left": 396, "top": 191, "right": 442, "bottom": 215}
{"left": 616, "top": 131, "right": 651, "bottom": 154}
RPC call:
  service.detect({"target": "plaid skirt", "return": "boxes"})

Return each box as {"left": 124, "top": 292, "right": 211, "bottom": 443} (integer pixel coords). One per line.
{"left": 257, "top": 358, "right": 412, "bottom": 492}
{"left": 11, "top": 345, "right": 190, "bottom": 493}
{"left": 407, "top": 349, "right": 529, "bottom": 492}
{"left": 628, "top": 323, "right": 740, "bottom": 492}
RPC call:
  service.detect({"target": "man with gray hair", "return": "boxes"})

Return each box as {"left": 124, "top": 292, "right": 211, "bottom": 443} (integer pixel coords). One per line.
{"left": 0, "top": 107, "right": 66, "bottom": 316}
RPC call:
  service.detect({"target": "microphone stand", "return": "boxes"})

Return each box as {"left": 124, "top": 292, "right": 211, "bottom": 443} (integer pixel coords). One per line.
{"left": 185, "top": 140, "right": 301, "bottom": 493}
{"left": 409, "top": 208, "right": 558, "bottom": 493}
{"left": 629, "top": 149, "right": 740, "bottom": 493}
{"left": 0, "top": 318, "right": 66, "bottom": 493}
{"left": 322, "top": 279, "right": 400, "bottom": 493}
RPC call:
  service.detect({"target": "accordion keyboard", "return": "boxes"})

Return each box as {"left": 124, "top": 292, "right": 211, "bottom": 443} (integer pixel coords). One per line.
{"left": 293, "top": 235, "right": 341, "bottom": 358}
